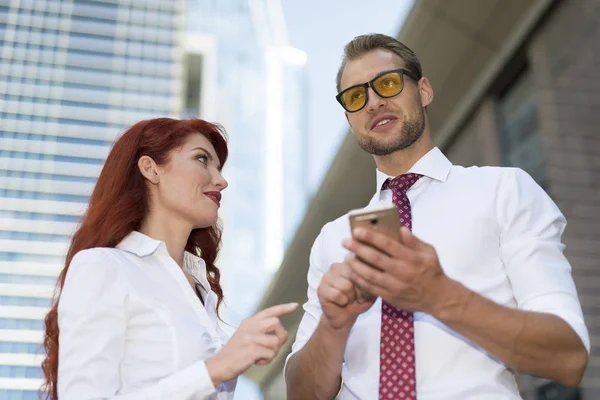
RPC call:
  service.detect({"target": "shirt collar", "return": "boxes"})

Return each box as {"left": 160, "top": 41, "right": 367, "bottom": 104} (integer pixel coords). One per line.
{"left": 117, "top": 230, "right": 163, "bottom": 257}
{"left": 117, "top": 231, "right": 210, "bottom": 290}
{"left": 183, "top": 251, "right": 208, "bottom": 282}
{"left": 375, "top": 147, "right": 452, "bottom": 198}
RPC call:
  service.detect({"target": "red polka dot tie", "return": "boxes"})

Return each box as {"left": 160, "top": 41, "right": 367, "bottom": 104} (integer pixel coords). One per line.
{"left": 379, "top": 173, "right": 422, "bottom": 400}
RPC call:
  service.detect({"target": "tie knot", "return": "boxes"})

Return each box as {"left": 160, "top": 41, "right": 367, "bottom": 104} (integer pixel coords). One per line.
{"left": 382, "top": 173, "right": 423, "bottom": 193}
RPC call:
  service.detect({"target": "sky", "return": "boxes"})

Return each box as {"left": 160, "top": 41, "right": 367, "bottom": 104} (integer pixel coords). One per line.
{"left": 281, "top": 0, "right": 415, "bottom": 192}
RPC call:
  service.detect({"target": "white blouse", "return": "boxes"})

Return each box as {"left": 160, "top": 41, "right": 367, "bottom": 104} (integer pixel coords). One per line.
{"left": 57, "top": 231, "right": 236, "bottom": 399}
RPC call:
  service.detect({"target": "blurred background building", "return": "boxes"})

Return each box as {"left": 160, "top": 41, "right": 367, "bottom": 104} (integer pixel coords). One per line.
{"left": 0, "top": 0, "right": 186, "bottom": 398}
{"left": 0, "top": 0, "right": 307, "bottom": 398}
{"left": 185, "top": 0, "right": 308, "bottom": 397}
{"left": 185, "top": 0, "right": 309, "bottom": 324}
{"left": 249, "top": 0, "right": 600, "bottom": 399}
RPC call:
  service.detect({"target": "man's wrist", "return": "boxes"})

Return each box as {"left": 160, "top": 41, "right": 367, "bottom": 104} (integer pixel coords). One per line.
{"left": 319, "top": 314, "right": 355, "bottom": 337}
{"left": 431, "top": 277, "right": 474, "bottom": 323}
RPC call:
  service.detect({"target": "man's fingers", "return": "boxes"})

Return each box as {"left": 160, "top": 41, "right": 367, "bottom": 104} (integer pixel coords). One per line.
{"left": 344, "top": 243, "right": 395, "bottom": 272}
{"left": 351, "top": 227, "right": 398, "bottom": 256}
{"left": 330, "top": 262, "right": 352, "bottom": 279}
{"left": 400, "top": 226, "right": 431, "bottom": 252}
{"left": 322, "top": 267, "right": 357, "bottom": 301}
{"left": 348, "top": 255, "right": 389, "bottom": 292}
{"left": 355, "top": 284, "right": 374, "bottom": 303}
{"left": 343, "top": 229, "right": 421, "bottom": 266}
{"left": 319, "top": 284, "right": 353, "bottom": 307}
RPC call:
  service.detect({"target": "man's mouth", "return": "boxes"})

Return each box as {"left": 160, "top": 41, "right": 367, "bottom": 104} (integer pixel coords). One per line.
{"left": 370, "top": 115, "right": 398, "bottom": 130}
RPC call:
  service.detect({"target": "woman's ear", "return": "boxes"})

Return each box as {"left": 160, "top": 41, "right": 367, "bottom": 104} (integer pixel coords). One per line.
{"left": 137, "top": 155, "right": 160, "bottom": 184}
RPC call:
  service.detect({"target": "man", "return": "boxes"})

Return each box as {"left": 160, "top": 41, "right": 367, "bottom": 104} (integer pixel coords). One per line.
{"left": 285, "top": 33, "right": 589, "bottom": 400}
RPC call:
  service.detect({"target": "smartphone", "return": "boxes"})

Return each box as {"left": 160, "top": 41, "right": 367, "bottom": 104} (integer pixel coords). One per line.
{"left": 348, "top": 205, "right": 400, "bottom": 299}
{"left": 349, "top": 204, "right": 401, "bottom": 241}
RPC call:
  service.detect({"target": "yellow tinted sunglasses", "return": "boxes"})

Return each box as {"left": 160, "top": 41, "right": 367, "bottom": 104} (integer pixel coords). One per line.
{"left": 336, "top": 68, "right": 419, "bottom": 113}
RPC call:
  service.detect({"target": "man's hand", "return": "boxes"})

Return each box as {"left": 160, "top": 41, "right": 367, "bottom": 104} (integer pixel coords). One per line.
{"left": 342, "top": 226, "right": 455, "bottom": 316}
{"left": 317, "top": 262, "right": 375, "bottom": 331}
{"left": 288, "top": 263, "right": 373, "bottom": 400}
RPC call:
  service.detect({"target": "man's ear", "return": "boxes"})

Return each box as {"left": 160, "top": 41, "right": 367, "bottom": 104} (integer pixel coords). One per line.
{"left": 418, "top": 77, "right": 434, "bottom": 108}
{"left": 137, "top": 155, "right": 160, "bottom": 184}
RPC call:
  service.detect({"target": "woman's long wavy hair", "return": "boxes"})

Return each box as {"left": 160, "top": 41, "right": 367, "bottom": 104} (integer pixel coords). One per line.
{"left": 40, "top": 118, "right": 229, "bottom": 399}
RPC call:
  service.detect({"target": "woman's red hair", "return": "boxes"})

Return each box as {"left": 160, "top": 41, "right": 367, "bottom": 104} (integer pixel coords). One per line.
{"left": 40, "top": 118, "right": 228, "bottom": 399}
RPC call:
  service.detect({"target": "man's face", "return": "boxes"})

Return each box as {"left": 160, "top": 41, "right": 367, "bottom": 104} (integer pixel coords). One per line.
{"left": 339, "top": 49, "right": 431, "bottom": 156}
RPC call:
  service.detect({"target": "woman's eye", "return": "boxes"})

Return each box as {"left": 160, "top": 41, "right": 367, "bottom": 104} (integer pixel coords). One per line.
{"left": 197, "top": 155, "right": 208, "bottom": 165}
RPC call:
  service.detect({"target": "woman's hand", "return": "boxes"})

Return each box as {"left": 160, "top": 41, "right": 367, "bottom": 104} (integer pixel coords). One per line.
{"left": 206, "top": 302, "right": 298, "bottom": 385}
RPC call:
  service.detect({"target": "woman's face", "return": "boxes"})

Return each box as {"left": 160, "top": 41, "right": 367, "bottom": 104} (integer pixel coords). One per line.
{"left": 144, "top": 133, "right": 227, "bottom": 229}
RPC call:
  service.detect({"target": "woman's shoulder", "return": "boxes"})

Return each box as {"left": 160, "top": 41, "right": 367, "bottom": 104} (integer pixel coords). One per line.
{"left": 71, "top": 246, "right": 140, "bottom": 268}
{"left": 61, "top": 248, "right": 130, "bottom": 309}
{"left": 70, "top": 247, "right": 135, "bottom": 273}
{"left": 67, "top": 246, "right": 150, "bottom": 287}
{"left": 71, "top": 246, "right": 116, "bottom": 261}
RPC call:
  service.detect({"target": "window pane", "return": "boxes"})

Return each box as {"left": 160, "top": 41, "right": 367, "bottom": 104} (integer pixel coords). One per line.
{"left": 497, "top": 70, "right": 545, "bottom": 185}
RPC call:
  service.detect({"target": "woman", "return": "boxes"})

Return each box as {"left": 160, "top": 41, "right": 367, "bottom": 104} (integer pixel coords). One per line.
{"left": 41, "top": 118, "right": 297, "bottom": 399}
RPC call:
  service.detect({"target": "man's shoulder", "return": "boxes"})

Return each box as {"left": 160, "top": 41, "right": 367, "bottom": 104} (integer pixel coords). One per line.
{"left": 450, "top": 164, "right": 521, "bottom": 178}
{"left": 448, "top": 164, "right": 528, "bottom": 187}
{"left": 318, "top": 210, "right": 353, "bottom": 240}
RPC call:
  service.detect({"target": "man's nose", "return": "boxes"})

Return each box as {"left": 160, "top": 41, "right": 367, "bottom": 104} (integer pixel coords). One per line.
{"left": 366, "top": 86, "right": 386, "bottom": 112}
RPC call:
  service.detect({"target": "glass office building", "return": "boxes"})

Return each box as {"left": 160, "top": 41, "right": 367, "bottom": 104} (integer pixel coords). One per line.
{"left": 0, "top": 0, "right": 185, "bottom": 398}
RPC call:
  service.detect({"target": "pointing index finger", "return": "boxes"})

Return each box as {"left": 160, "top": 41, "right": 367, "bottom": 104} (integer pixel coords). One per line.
{"left": 255, "top": 302, "right": 299, "bottom": 319}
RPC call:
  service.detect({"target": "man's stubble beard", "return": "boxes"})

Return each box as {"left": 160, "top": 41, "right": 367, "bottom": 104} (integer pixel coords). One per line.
{"left": 354, "top": 107, "right": 426, "bottom": 156}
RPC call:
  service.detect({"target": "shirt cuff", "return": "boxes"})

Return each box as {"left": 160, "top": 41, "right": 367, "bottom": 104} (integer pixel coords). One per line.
{"left": 519, "top": 295, "right": 590, "bottom": 354}
{"left": 544, "top": 309, "right": 590, "bottom": 354}
{"left": 175, "top": 360, "right": 217, "bottom": 398}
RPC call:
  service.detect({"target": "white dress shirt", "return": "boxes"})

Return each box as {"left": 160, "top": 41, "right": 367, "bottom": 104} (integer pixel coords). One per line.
{"left": 288, "top": 147, "right": 589, "bottom": 400}
{"left": 57, "top": 231, "right": 236, "bottom": 400}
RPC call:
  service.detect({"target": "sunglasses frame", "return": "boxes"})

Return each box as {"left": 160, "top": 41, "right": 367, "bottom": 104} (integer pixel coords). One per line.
{"left": 336, "top": 68, "right": 420, "bottom": 113}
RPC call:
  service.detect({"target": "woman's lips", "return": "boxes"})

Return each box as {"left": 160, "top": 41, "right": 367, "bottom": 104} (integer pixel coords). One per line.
{"left": 204, "top": 191, "right": 221, "bottom": 206}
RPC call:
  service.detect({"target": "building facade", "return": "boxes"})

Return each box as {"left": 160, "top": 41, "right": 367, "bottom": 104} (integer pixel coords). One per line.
{"left": 0, "top": 0, "right": 185, "bottom": 398}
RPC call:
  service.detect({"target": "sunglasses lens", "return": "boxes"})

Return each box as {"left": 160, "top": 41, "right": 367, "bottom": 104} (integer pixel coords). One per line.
{"left": 340, "top": 86, "right": 366, "bottom": 112}
{"left": 373, "top": 72, "right": 403, "bottom": 97}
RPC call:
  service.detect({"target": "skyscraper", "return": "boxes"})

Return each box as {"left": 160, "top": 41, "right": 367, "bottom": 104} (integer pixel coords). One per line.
{"left": 0, "top": 0, "right": 185, "bottom": 398}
